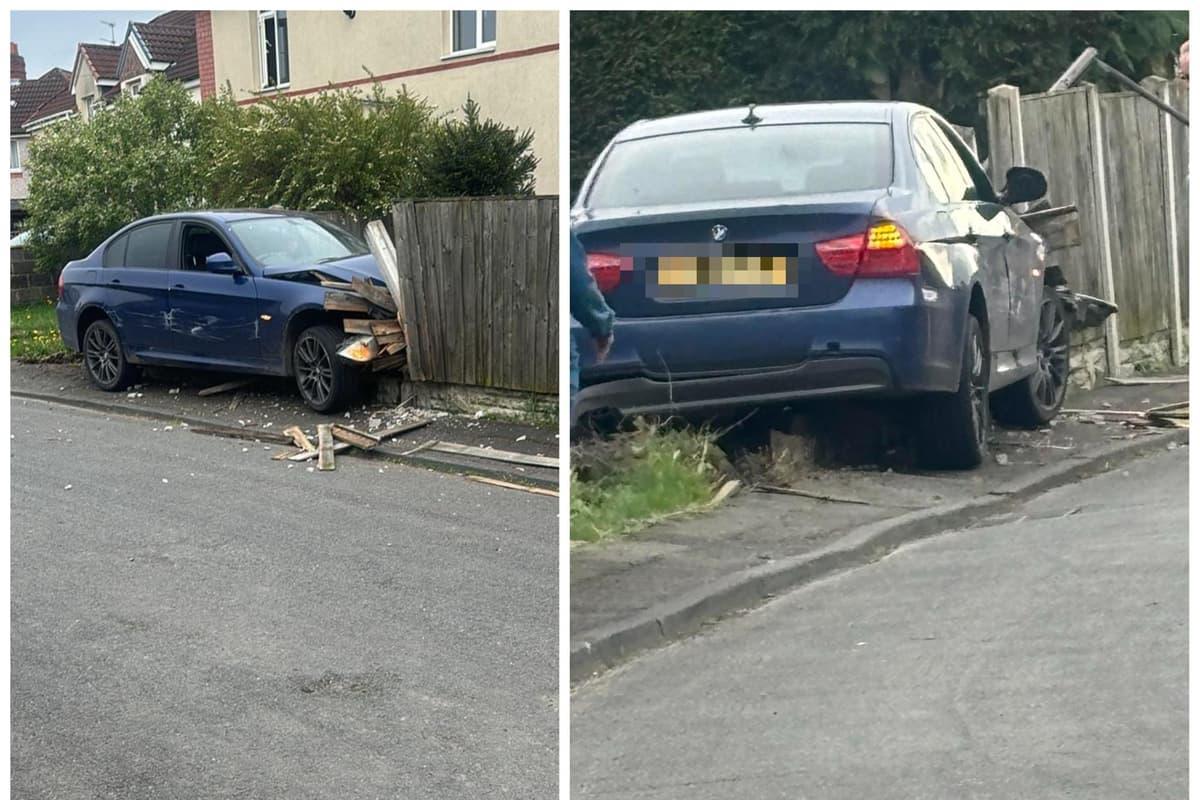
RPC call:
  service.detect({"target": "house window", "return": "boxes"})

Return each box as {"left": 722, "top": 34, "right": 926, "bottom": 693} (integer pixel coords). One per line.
{"left": 10, "top": 139, "right": 21, "bottom": 171}
{"left": 451, "top": 10, "right": 496, "bottom": 54}
{"left": 259, "top": 10, "right": 291, "bottom": 89}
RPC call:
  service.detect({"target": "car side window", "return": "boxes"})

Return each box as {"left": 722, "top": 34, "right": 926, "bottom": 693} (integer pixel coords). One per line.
{"left": 932, "top": 119, "right": 998, "bottom": 204}
{"left": 102, "top": 233, "right": 129, "bottom": 268}
{"left": 912, "top": 118, "right": 974, "bottom": 203}
{"left": 911, "top": 129, "right": 950, "bottom": 203}
{"left": 123, "top": 222, "right": 173, "bottom": 269}
{"left": 179, "top": 223, "right": 237, "bottom": 271}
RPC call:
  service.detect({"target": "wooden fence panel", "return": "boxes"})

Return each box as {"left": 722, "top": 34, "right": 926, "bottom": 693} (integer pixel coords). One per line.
{"left": 1100, "top": 89, "right": 1172, "bottom": 342}
{"left": 1018, "top": 87, "right": 1107, "bottom": 301}
{"left": 391, "top": 196, "right": 558, "bottom": 394}
{"left": 1168, "top": 79, "right": 1188, "bottom": 321}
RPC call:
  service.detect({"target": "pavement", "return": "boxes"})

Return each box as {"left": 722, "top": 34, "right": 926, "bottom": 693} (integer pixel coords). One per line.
{"left": 11, "top": 397, "right": 558, "bottom": 799}
{"left": 12, "top": 361, "right": 559, "bottom": 486}
{"left": 572, "top": 445, "right": 1187, "bottom": 799}
{"left": 571, "top": 378, "right": 1187, "bottom": 676}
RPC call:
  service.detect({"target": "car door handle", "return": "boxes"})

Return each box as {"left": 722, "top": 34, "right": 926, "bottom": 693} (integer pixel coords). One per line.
{"left": 108, "top": 278, "right": 121, "bottom": 285}
{"left": 173, "top": 283, "right": 185, "bottom": 289}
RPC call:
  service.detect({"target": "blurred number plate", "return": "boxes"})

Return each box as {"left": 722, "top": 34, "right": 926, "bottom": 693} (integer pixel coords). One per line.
{"left": 657, "top": 254, "right": 790, "bottom": 287}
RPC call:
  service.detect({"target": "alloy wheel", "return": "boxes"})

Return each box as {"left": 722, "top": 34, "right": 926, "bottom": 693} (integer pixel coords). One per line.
{"left": 296, "top": 335, "right": 334, "bottom": 407}
{"left": 85, "top": 325, "right": 121, "bottom": 387}
{"left": 1031, "top": 296, "right": 1069, "bottom": 410}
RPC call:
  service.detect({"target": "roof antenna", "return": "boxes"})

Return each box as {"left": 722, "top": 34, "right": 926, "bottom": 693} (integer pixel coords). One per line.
{"left": 100, "top": 20, "right": 116, "bottom": 45}
{"left": 741, "top": 102, "right": 762, "bottom": 127}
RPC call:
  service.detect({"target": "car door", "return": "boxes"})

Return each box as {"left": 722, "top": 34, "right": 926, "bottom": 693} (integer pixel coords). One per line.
{"left": 100, "top": 221, "right": 175, "bottom": 358}
{"left": 911, "top": 117, "right": 1013, "bottom": 353}
{"left": 166, "top": 221, "right": 263, "bottom": 367}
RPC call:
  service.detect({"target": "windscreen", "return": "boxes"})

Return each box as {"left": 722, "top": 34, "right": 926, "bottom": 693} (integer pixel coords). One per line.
{"left": 229, "top": 216, "right": 368, "bottom": 268}
{"left": 585, "top": 122, "right": 893, "bottom": 210}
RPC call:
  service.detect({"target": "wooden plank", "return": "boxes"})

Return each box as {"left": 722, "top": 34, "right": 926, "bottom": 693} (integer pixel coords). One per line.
{"left": 374, "top": 418, "right": 430, "bottom": 441}
{"left": 371, "top": 352, "right": 407, "bottom": 372}
{"left": 318, "top": 280, "right": 355, "bottom": 291}
{"left": 323, "top": 291, "right": 371, "bottom": 313}
{"left": 282, "top": 425, "right": 315, "bottom": 452}
{"left": 197, "top": 378, "right": 253, "bottom": 397}
{"left": 466, "top": 475, "right": 558, "bottom": 498}
{"left": 364, "top": 220, "right": 404, "bottom": 315}
{"left": 289, "top": 441, "right": 352, "bottom": 462}
{"left": 351, "top": 276, "right": 398, "bottom": 313}
{"left": 428, "top": 441, "right": 558, "bottom": 469}
{"left": 317, "top": 424, "right": 335, "bottom": 471}
{"left": 330, "top": 424, "right": 380, "bottom": 450}
{"left": 392, "top": 201, "right": 426, "bottom": 381}
{"left": 369, "top": 319, "right": 402, "bottom": 336}
{"left": 374, "top": 332, "right": 404, "bottom": 345}
{"left": 382, "top": 341, "right": 406, "bottom": 356}
{"left": 189, "top": 424, "right": 293, "bottom": 446}
{"left": 342, "top": 318, "right": 374, "bottom": 335}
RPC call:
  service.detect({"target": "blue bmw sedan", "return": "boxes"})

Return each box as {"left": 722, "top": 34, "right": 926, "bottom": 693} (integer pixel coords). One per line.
{"left": 571, "top": 101, "right": 1072, "bottom": 469}
{"left": 56, "top": 209, "right": 384, "bottom": 412}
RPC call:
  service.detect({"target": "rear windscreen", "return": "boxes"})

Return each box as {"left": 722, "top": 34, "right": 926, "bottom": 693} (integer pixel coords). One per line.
{"left": 585, "top": 122, "right": 893, "bottom": 210}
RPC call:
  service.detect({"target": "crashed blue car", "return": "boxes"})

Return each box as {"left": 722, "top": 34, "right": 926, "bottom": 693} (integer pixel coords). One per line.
{"left": 56, "top": 209, "right": 384, "bottom": 412}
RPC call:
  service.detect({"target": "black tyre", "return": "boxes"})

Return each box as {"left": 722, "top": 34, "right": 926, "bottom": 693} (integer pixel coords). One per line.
{"left": 991, "top": 288, "right": 1070, "bottom": 428}
{"left": 293, "top": 323, "right": 362, "bottom": 413}
{"left": 82, "top": 318, "right": 139, "bottom": 391}
{"left": 917, "top": 314, "right": 989, "bottom": 470}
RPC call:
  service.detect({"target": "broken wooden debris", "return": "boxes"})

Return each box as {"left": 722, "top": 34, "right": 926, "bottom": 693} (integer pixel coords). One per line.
{"left": 330, "top": 424, "right": 380, "bottom": 450}
{"left": 397, "top": 439, "right": 438, "bottom": 457}
{"left": 371, "top": 352, "right": 406, "bottom": 372}
{"left": 342, "top": 318, "right": 374, "bottom": 335}
{"left": 323, "top": 291, "right": 371, "bottom": 314}
{"left": 288, "top": 441, "right": 352, "bottom": 462}
{"left": 282, "top": 425, "right": 316, "bottom": 452}
{"left": 351, "top": 276, "right": 398, "bottom": 313}
{"left": 466, "top": 475, "right": 558, "bottom": 497}
{"left": 317, "top": 424, "right": 335, "bottom": 470}
{"left": 373, "top": 418, "right": 430, "bottom": 441}
{"left": 1104, "top": 375, "right": 1187, "bottom": 386}
{"left": 189, "top": 424, "right": 293, "bottom": 446}
{"left": 427, "top": 441, "right": 559, "bottom": 469}
{"left": 197, "top": 378, "right": 254, "bottom": 397}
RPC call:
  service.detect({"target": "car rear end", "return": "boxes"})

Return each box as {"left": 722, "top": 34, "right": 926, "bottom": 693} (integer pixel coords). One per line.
{"left": 571, "top": 104, "right": 938, "bottom": 422}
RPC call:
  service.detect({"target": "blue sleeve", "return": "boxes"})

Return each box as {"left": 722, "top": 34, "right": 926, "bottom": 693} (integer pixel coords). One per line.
{"left": 569, "top": 231, "right": 615, "bottom": 339}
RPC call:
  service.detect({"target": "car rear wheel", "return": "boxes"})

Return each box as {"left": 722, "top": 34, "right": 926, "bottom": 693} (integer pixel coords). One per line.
{"left": 293, "top": 323, "right": 362, "bottom": 413}
{"left": 82, "top": 318, "right": 139, "bottom": 391}
{"left": 991, "top": 288, "right": 1071, "bottom": 428}
{"left": 917, "top": 314, "right": 989, "bottom": 470}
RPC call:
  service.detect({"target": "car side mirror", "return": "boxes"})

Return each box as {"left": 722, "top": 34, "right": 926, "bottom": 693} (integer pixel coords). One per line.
{"left": 206, "top": 252, "right": 239, "bottom": 275}
{"left": 999, "top": 166, "right": 1047, "bottom": 206}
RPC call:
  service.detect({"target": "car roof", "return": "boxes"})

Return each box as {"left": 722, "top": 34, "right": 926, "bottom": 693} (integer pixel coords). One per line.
{"left": 613, "top": 101, "right": 931, "bottom": 142}
{"left": 128, "top": 208, "right": 324, "bottom": 224}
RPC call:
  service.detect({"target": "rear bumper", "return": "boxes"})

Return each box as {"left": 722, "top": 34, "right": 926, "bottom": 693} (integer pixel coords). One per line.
{"left": 573, "top": 355, "right": 894, "bottom": 421}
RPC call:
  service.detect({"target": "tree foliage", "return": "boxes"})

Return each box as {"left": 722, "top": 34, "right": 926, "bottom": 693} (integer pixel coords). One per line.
{"left": 24, "top": 78, "right": 206, "bottom": 273}
{"left": 24, "top": 77, "right": 540, "bottom": 272}
{"left": 421, "top": 97, "right": 539, "bottom": 197}
{"left": 570, "top": 11, "right": 1188, "bottom": 194}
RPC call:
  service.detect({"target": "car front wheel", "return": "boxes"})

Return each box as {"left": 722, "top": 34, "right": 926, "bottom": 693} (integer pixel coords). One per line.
{"left": 991, "top": 287, "right": 1070, "bottom": 428}
{"left": 82, "top": 318, "right": 139, "bottom": 391}
{"left": 293, "top": 323, "right": 362, "bottom": 413}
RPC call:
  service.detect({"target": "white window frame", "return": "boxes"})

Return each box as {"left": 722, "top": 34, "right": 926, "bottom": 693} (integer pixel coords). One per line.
{"left": 258, "top": 10, "right": 290, "bottom": 90}
{"left": 447, "top": 10, "right": 496, "bottom": 58}
{"left": 10, "top": 138, "right": 23, "bottom": 173}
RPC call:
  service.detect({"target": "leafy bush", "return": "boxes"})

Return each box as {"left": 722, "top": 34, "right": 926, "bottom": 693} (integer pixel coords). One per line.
{"left": 24, "top": 78, "right": 541, "bottom": 273}
{"left": 422, "top": 97, "right": 539, "bottom": 197}
{"left": 203, "top": 83, "right": 438, "bottom": 220}
{"left": 24, "top": 78, "right": 206, "bottom": 273}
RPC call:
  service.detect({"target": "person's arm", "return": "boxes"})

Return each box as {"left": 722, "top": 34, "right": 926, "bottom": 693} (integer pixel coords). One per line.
{"left": 570, "top": 233, "right": 615, "bottom": 345}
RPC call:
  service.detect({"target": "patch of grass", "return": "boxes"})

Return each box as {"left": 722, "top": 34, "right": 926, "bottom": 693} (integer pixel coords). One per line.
{"left": 570, "top": 421, "right": 722, "bottom": 542}
{"left": 11, "top": 300, "right": 73, "bottom": 362}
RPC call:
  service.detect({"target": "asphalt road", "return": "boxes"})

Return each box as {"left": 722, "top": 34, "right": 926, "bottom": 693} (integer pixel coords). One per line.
{"left": 11, "top": 398, "right": 558, "bottom": 799}
{"left": 572, "top": 447, "right": 1187, "bottom": 799}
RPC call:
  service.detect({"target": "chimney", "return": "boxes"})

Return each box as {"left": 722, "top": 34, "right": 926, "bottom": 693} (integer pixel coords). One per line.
{"left": 11, "top": 42, "right": 25, "bottom": 84}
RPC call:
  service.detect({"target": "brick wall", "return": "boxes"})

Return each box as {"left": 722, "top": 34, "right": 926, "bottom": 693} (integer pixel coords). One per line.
{"left": 10, "top": 247, "right": 56, "bottom": 305}
{"left": 195, "top": 10, "right": 216, "bottom": 100}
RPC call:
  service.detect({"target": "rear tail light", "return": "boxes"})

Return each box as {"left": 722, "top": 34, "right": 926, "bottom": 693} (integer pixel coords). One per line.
{"left": 586, "top": 252, "right": 629, "bottom": 294}
{"left": 57, "top": 271, "right": 65, "bottom": 299}
{"left": 815, "top": 221, "right": 920, "bottom": 278}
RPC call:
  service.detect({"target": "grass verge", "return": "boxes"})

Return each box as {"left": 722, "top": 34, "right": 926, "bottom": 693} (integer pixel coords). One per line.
{"left": 11, "top": 301, "right": 73, "bottom": 362}
{"left": 570, "top": 420, "right": 724, "bottom": 542}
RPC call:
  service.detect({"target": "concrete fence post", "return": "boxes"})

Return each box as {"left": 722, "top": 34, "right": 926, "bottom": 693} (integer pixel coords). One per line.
{"left": 1141, "top": 76, "right": 1185, "bottom": 367}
